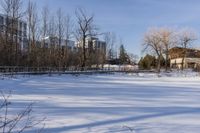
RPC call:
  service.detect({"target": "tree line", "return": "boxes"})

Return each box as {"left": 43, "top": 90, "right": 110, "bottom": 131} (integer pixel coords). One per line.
{"left": 0, "top": 0, "right": 134, "bottom": 70}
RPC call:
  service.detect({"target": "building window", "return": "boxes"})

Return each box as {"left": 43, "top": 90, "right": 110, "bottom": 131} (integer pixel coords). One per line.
{"left": 0, "top": 16, "right": 4, "bottom": 25}
{"left": 0, "top": 25, "right": 3, "bottom": 32}
{"left": 20, "top": 22, "right": 22, "bottom": 29}
{"left": 23, "top": 31, "right": 26, "bottom": 37}
{"left": 24, "top": 23, "right": 27, "bottom": 30}
{"left": 19, "top": 31, "right": 22, "bottom": 37}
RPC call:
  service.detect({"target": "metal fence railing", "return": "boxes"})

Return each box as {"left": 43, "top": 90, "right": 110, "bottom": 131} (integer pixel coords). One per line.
{"left": 0, "top": 66, "right": 155, "bottom": 75}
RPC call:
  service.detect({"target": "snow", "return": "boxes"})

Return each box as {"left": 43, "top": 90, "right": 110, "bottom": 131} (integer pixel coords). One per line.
{"left": 103, "top": 64, "right": 138, "bottom": 71}
{"left": 1, "top": 73, "right": 200, "bottom": 133}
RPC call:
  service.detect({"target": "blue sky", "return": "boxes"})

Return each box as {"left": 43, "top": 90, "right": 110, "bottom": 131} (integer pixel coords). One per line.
{"left": 23, "top": 0, "right": 200, "bottom": 56}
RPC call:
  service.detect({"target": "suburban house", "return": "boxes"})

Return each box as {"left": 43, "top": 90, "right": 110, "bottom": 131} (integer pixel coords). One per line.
{"left": 169, "top": 47, "right": 200, "bottom": 69}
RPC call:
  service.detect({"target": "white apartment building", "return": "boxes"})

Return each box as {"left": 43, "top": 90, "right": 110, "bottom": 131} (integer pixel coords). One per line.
{"left": 43, "top": 36, "right": 76, "bottom": 51}
{"left": 0, "top": 14, "right": 27, "bottom": 50}
{"left": 76, "top": 37, "right": 106, "bottom": 52}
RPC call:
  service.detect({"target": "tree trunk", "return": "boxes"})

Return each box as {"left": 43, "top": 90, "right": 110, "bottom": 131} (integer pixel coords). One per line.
{"left": 157, "top": 55, "right": 161, "bottom": 73}
{"left": 181, "top": 57, "right": 184, "bottom": 70}
{"left": 165, "top": 48, "right": 169, "bottom": 71}
{"left": 82, "top": 35, "right": 86, "bottom": 68}
{"left": 181, "top": 44, "right": 187, "bottom": 70}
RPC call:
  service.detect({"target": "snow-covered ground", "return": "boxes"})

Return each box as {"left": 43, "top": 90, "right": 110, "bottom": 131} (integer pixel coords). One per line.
{"left": 1, "top": 72, "right": 200, "bottom": 133}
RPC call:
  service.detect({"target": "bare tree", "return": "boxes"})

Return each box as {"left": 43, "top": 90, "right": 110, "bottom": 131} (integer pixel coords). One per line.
{"left": 142, "top": 28, "right": 163, "bottom": 72}
{"left": 57, "top": 8, "right": 64, "bottom": 47}
{"left": 0, "top": 0, "right": 12, "bottom": 65}
{"left": 158, "top": 27, "right": 176, "bottom": 71}
{"left": 128, "top": 53, "right": 138, "bottom": 64}
{"left": 0, "top": 0, "right": 24, "bottom": 66}
{"left": 65, "top": 15, "right": 73, "bottom": 42}
{"left": 0, "top": 91, "right": 45, "bottom": 133}
{"left": 178, "top": 28, "right": 197, "bottom": 70}
{"left": 35, "top": 5, "right": 50, "bottom": 69}
{"left": 63, "top": 15, "right": 73, "bottom": 67}
{"left": 47, "top": 14, "right": 58, "bottom": 69}
{"left": 56, "top": 8, "right": 65, "bottom": 71}
{"left": 10, "top": 0, "right": 23, "bottom": 66}
{"left": 27, "top": 0, "right": 38, "bottom": 67}
{"left": 104, "top": 32, "right": 116, "bottom": 61}
{"left": 75, "top": 8, "right": 98, "bottom": 68}
{"left": 41, "top": 5, "right": 49, "bottom": 47}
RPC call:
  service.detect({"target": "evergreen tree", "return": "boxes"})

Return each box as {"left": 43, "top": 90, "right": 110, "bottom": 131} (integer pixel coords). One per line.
{"left": 119, "top": 44, "right": 129, "bottom": 64}
{"left": 138, "top": 54, "right": 156, "bottom": 70}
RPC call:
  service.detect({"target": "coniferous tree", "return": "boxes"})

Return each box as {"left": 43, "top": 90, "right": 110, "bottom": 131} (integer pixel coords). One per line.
{"left": 138, "top": 54, "right": 156, "bottom": 70}
{"left": 119, "top": 44, "right": 129, "bottom": 64}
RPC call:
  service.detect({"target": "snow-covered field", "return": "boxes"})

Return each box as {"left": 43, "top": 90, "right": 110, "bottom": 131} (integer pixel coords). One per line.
{"left": 1, "top": 72, "right": 200, "bottom": 133}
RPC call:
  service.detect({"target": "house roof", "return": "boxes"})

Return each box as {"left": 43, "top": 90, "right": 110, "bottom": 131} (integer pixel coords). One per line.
{"left": 169, "top": 47, "right": 200, "bottom": 59}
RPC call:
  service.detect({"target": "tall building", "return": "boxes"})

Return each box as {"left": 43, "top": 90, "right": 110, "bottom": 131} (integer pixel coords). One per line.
{"left": 0, "top": 14, "right": 27, "bottom": 50}
{"left": 76, "top": 37, "right": 106, "bottom": 53}
{"left": 43, "top": 36, "right": 76, "bottom": 51}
